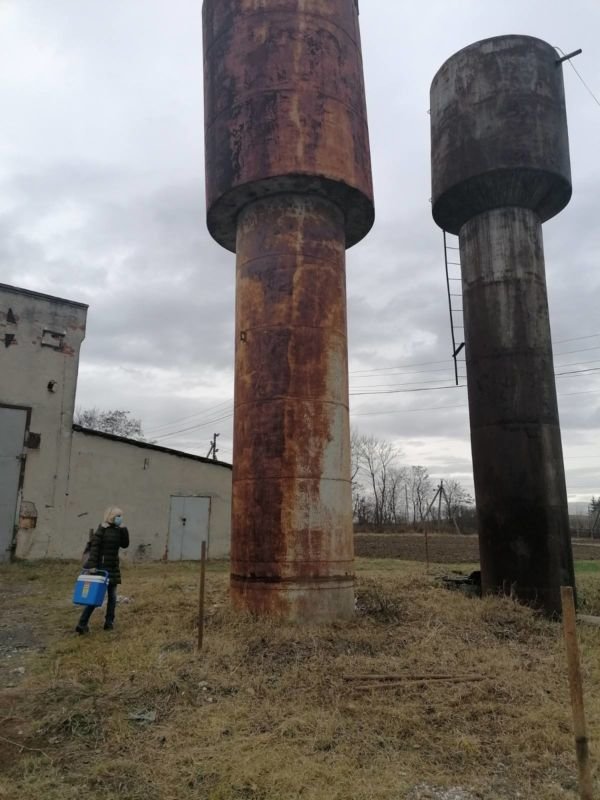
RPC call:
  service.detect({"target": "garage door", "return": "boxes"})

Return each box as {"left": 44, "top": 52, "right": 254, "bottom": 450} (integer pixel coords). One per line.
{"left": 0, "top": 407, "right": 27, "bottom": 561}
{"left": 168, "top": 496, "right": 210, "bottom": 560}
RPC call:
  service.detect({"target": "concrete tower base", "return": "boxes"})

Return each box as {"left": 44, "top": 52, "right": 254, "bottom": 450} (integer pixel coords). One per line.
{"left": 230, "top": 194, "right": 355, "bottom": 621}
{"left": 460, "top": 207, "right": 575, "bottom": 614}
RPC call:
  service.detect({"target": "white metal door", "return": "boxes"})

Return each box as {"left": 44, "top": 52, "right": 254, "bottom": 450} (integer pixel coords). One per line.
{"left": 168, "top": 496, "right": 210, "bottom": 561}
{"left": 0, "top": 407, "right": 28, "bottom": 561}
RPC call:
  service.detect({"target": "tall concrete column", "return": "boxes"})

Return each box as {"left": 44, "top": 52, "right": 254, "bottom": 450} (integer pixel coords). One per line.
{"left": 430, "top": 35, "right": 575, "bottom": 614}
{"left": 203, "top": 0, "right": 374, "bottom": 620}
{"left": 461, "top": 206, "right": 574, "bottom": 612}
{"left": 232, "top": 194, "right": 353, "bottom": 619}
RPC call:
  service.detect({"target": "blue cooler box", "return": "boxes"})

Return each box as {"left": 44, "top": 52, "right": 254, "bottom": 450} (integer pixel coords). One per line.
{"left": 73, "top": 571, "right": 109, "bottom": 607}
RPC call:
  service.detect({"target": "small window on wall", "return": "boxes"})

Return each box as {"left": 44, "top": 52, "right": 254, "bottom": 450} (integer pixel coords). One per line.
{"left": 41, "top": 329, "right": 65, "bottom": 349}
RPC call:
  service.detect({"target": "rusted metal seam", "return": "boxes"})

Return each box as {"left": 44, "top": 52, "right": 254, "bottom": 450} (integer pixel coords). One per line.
{"left": 235, "top": 326, "right": 347, "bottom": 335}
{"left": 231, "top": 575, "right": 353, "bottom": 585}
{"left": 237, "top": 253, "right": 345, "bottom": 270}
{"left": 233, "top": 477, "right": 351, "bottom": 484}
{"left": 206, "top": 90, "right": 368, "bottom": 131}
{"left": 234, "top": 399, "right": 349, "bottom": 409}
{"left": 203, "top": 10, "right": 361, "bottom": 59}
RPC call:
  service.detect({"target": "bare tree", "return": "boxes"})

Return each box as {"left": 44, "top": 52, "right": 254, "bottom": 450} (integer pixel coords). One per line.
{"left": 74, "top": 408, "right": 148, "bottom": 441}
{"left": 409, "top": 465, "right": 433, "bottom": 522}
{"left": 353, "top": 433, "right": 402, "bottom": 529}
{"left": 351, "top": 429, "right": 473, "bottom": 531}
{"left": 442, "top": 479, "right": 474, "bottom": 521}
{"left": 350, "top": 427, "right": 363, "bottom": 484}
{"left": 386, "top": 466, "right": 410, "bottom": 524}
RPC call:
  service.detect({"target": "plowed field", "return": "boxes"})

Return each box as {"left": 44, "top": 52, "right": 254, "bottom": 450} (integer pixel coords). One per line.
{"left": 354, "top": 532, "right": 600, "bottom": 563}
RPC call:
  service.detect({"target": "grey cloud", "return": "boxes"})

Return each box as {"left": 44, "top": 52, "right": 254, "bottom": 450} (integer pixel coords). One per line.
{"left": 0, "top": 0, "right": 599, "bottom": 494}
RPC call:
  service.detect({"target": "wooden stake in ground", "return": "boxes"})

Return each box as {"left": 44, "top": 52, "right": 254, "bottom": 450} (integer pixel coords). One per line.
{"left": 560, "top": 586, "right": 594, "bottom": 800}
{"left": 424, "top": 530, "right": 430, "bottom": 574}
{"left": 198, "top": 540, "right": 207, "bottom": 651}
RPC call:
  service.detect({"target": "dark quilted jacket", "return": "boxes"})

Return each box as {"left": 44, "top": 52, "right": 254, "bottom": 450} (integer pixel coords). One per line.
{"left": 85, "top": 524, "right": 130, "bottom": 584}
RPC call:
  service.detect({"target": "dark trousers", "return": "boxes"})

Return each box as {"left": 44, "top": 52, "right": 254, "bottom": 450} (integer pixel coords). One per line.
{"left": 78, "top": 583, "right": 117, "bottom": 627}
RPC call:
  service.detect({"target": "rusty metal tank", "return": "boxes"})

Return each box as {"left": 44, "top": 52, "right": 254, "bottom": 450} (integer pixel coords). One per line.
{"left": 431, "top": 35, "right": 572, "bottom": 234}
{"left": 203, "top": 0, "right": 374, "bottom": 620}
{"left": 430, "top": 35, "right": 576, "bottom": 615}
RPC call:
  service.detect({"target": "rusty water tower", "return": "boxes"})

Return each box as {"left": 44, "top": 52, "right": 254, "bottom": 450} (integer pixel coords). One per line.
{"left": 203, "top": 0, "right": 374, "bottom": 620}
{"left": 430, "top": 35, "right": 576, "bottom": 614}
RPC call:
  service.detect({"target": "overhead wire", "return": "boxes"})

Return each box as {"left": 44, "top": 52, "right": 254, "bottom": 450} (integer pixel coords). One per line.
{"left": 555, "top": 46, "right": 600, "bottom": 108}
{"left": 555, "top": 367, "right": 600, "bottom": 377}
{"left": 350, "top": 384, "right": 467, "bottom": 397}
{"left": 348, "top": 336, "right": 600, "bottom": 377}
{"left": 146, "top": 337, "right": 600, "bottom": 439}
{"left": 145, "top": 399, "right": 233, "bottom": 435}
{"left": 152, "top": 411, "right": 234, "bottom": 441}
{"left": 152, "top": 366, "right": 600, "bottom": 437}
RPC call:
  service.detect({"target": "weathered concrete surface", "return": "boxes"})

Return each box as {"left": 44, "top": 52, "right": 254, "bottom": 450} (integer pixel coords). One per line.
{"left": 203, "top": 0, "right": 374, "bottom": 619}
{"left": 431, "top": 35, "right": 571, "bottom": 235}
{"left": 430, "top": 35, "right": 575, "bottom": 615}
{"left": 231, "top": 195, "right": 354, "bottom": 620}
{"left": 0, "top": 284, "right": 87, "bottom": 560}
{"left": 203, "top": 0, "right": 374, "bottom": 252}
{"left": 460, "top": 208, "right": 575, "bottom": 613}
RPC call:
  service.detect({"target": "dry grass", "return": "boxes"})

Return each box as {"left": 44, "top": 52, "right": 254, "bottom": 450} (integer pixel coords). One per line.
{"left": 0, "top": 559, "right": 599, "bottom": 799}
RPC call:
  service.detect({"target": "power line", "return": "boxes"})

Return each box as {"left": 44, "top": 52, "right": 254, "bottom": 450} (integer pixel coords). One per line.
{"left": 349, "top": 358, "right": 455, "bottom": 376}
{"left": 152, "top": 412, "right": 234, "bottom": 441}
{"left": 552, "top": 358, "right": 600, "bottom": 370}
{"left": 146, "top": 345, "right": 600, "bottom": 436}
{"left": 349, "top": 338, "right": 600, "bottom": 377}
{"left": 560, "top": 389, "right": 600, "bottom": 398}
{"left": 555, "top": 46, "right": 600, "bottom": 108}
{"left": 145, "top": 400, "right": 233, "bottom": 435}
{"left": 350, "top": 375, "right": 458, "bottom": 390}
{"left": 352, "top": 388, "right": 600, "bottom": 418}
{"left": 555, "top": 346, "right": 600, "bottom": 357}
{"left": 555, "top": 333, "right": 600, "bottom": 345}
{"left": 352, "top": 403, "right": 468, "bottom": 417}
{"left": 351, "top": 365, "right": 462, "bottom": 379}
{"left": 350, "top": 384, "right": 467, "bottom": 397}
{"left": 350, "top": 365, "right": 599, "bottom": 394}
{"left": 152, "top": 372, "right": 599, "bottom": 435}
{"left": 555, "top": 367, "right": 600, "bottom": 377}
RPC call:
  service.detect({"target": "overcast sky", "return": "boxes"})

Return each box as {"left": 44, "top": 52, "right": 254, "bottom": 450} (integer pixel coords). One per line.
{"left": 0, "top": 0, "right": 598, "bottom": 508}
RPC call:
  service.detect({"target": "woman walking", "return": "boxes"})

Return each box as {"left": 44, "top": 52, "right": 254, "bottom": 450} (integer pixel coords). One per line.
{"left": 76, "top": 506, "right": 129, "bottom": 634}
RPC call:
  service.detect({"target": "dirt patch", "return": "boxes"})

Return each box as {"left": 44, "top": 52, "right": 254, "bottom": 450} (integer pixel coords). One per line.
{"left": 355, "top": 532, "right": 479, "bottom": 563}
{"left": 0, "top": 578, "right": 50, "bottom": 776}
{"left": 355, "top": 532, "right": 600, "bottom": 563}
{"left": 0, "top": 581, "right": 45, "bottom": 690}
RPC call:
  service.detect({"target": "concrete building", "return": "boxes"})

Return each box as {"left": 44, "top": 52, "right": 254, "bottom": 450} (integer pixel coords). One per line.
{"left": 0, "top": 283, "right": 232, "bottom": 563}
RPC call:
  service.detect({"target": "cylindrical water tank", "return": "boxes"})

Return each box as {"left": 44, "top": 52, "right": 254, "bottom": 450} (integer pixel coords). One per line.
{"left": 431, "top": 35, "right": 572, "bottom": 235}
{"left": 203, "top": 0, "right": 374, "bottom": 251}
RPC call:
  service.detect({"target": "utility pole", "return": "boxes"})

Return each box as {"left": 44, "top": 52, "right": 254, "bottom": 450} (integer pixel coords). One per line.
{"left": 206, "top": 432, "right": 220, "bottom": 461}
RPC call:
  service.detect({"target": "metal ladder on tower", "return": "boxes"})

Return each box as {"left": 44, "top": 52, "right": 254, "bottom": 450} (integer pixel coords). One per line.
{"left": 443, "top": 231, "right": 465, "bottom": 386}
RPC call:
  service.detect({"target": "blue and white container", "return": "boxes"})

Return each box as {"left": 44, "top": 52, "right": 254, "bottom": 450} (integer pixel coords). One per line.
{"left": 73, "top": 571, "right": 109, "bottom": 607}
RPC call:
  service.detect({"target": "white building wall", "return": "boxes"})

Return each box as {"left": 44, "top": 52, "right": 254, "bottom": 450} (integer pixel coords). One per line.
{"left": 0, "top": 284, "right": 87, "bottom": 559}
{"left": 65, "top": 429, "right": 232, "bottom": 561}
{"left": 1, "top": 282, "right": 233, "bottom": 562}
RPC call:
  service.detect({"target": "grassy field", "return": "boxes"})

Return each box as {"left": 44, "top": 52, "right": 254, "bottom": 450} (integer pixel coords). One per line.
{"left": 1, "top": 557, "right": 599, "bottom": 800}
